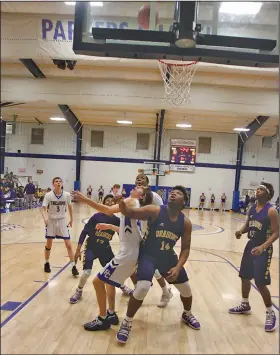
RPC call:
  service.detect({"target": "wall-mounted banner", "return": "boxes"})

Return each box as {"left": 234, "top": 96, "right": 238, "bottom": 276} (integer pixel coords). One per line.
{"left": 170, "top": 164, "right": 195, "bottom": 173}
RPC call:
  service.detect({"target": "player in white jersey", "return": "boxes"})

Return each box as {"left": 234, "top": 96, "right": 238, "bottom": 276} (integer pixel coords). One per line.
{"left": 40, "top": 177, "right": 79, "bottom": 276}
{"left": 122, "top": 173, "right": 173, "bottom": 307}
{"left": 72, "top": 186, "right": 153, "bottom": 331}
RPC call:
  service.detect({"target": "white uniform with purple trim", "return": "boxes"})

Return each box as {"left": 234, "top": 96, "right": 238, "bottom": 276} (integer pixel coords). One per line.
{"left": 98, "top": 199, "right": 142, "bottom": 287}
{"left": 42, "top": 191, "right": 71, "bottom": 239}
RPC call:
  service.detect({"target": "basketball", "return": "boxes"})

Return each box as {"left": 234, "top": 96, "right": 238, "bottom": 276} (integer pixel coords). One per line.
{"left": 137, "top": 4, "right": 159, "bottom": 30}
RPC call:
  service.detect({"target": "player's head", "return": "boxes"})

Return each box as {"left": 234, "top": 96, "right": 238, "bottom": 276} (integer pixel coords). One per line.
{"left": 135, "top": 173, "right": 149, "bottom": 187}
{"left": 130, "top": 186, "right": 153, "bottom": 206}
{"left": 168, "top": 185, "right": 187, "bottom": 210}
{"left": 52, "top": 177, "right": 63, "bottom": 188}
{"left": 256, "top": 182, "right": 274, "bottom": 202}
{"left": 112, "top": 184, "right": 120, "bottom": 194}
{"left": 103, "top": 194, "right": 115, "bottom": 206}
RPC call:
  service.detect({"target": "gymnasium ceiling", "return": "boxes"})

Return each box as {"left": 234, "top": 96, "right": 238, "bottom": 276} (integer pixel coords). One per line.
{"left": 1, "top": 1, "right": 279, "bottom": 137}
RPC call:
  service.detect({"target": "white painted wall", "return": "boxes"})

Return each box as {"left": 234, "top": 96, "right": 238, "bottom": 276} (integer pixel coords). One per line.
{"left": 4, "top": 123, "right": 278, "bottom": 207}
{"left": 82, "top": 125, "right": 155, "bottom": 160}
{"left": 240, "top": 170, "right": 279, "bottom": 204}
{"left": 5, "top": 122, "right": 76, "bottom": 155}
{"left": 242, "top": 135, "right": 278, "bottom": 168}
{"left": 5, "top": 156, "right": 75, "bottom": 192}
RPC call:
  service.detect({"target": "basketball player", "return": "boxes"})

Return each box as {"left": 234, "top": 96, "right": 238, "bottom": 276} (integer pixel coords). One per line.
{"left": 221, "top": 193, "right": 227, "bottom": 212}
{"left": 40, "top": 177, "right": 78, "bottom": 276}
{"left": 198, "top": 193, "right": 206, "bottom": 210}
{"left": 98, "top": 186, "right": 104, "bottom": 202}
{"left": 116, "top": 185, "right": 200, "bottom": 344}
{"left": 87, "top": 185, "right": 92, "bottom": 199}
{"left": 229, "top": 183, "right": 278, "bottom": 332}
{"left": 210, "top": 193, "right": 215, "bottom": 211}
{"left": 69, "top": 194, "right": 119, "bottom": 306}
{"left": 72, "top": 186, "right": 153, "bottom": 331}
{"left": 130, "top": 173, "right": 174, "bottom": 308}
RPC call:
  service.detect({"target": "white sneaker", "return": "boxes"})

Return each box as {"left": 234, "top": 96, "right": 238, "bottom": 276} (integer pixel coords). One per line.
{"left": 157, "top": 288, "right": 173, "bottom": 308}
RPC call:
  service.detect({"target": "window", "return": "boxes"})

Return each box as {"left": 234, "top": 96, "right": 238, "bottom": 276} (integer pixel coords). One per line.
{"left": 136, "top": 133, "right": 150, "bottom": 150}
{"left": 31, "top": 128, "right": 44, "bottom": 145}
{"left": 198, "top": 137, "right": 211, "bottom": 154}
{"left": 91, "top": 130, "right": 104, "bottom": 148}
{"left": 262, "top": 136, "right": 273, "bottom": 148}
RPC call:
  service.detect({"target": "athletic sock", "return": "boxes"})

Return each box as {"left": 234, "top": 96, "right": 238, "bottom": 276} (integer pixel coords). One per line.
{"left": 266, "top": 306, "right": 273, "bottom": 313}
{"left": 184, "top": 310, "right": 191, "bottom": 316}
{"left": 108, "top": 309, "right": 115, "bottom": 315}
{"left": 99, "top": 315, "right": 106, "bottom": 320}
{"left": 242, "top": 298, "right": 249, "bottom": 303}
{"left": 124, "top": 315, "right": 133, "bottom": 323}
{"left": 162, "top": 285, "right": 169, "bottom": 294}
{"left": 70, "top": 261, "right": 75, "bottom": 267}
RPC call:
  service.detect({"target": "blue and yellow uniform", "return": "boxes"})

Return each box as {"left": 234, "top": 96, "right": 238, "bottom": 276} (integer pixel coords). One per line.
{"left": 239, "top": 203, "right": 273, "bottom": 285}
{"left": 79, "top": 213, "right": 120, "bottom": 269}
{"left": 137, "top": 205, "right": 188, "bottom": 284}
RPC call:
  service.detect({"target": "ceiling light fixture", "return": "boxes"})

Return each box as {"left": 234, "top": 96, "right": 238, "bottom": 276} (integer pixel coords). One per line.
{"left": 233, "top": 127, "right": 250, "bottom": 132}
{"left": 65, "top": 2, "right": 103, "bottom": 6}
{"left": 219, "top": 2, "right": 262, "bottom": 16}
{"left": 176, "top": 123, "right": 192, "bottom": 128}
{"left": 50, "top": 117, "right": 66, "bottom": 121}
{"left": 117, "top": 120, "right": 132, "bottom": 125}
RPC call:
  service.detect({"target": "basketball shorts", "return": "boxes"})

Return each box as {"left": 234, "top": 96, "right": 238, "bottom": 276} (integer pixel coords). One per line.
{"left": 45, "top": 218, "right": 70, "bottom": 240}
{"left": 239, "top": 240, "right": 273, "bottom": 285}
{"left": 136, "top": 252, "right": 189, "bottom": 285}
{"left": 83, "top": 240, "right": 114, "bottom": 270}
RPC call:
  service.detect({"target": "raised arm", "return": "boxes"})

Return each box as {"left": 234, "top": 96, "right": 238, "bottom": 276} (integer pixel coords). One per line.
{"left": 118, "top": 198, "right": 160, "bottom": 221}
{"left": 72, "top": 191, "right": 120, "bottom": 215}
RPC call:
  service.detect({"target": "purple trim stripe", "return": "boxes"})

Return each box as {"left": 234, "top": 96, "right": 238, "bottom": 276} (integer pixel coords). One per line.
{"left": 1, "top": 262, "right": 71, "bottom": 328}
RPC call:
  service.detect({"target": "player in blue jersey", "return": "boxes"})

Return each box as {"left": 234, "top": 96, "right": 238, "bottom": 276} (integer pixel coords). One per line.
{"left": 229, "top": 183, "right": 278, "bottom": 332}
{"left": 69, "top": 194, "right": 119, "bottom": 305}
{"left": 115, "top": 185, "right": 200, "bottom": 344}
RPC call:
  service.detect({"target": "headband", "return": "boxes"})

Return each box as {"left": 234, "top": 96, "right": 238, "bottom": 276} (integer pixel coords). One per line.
{"left": 258, "top": 185, "right": 271, "bottom": 197}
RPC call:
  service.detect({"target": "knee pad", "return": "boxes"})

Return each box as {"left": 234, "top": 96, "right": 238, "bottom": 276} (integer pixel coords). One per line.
{"left": 133, "top": 280, "right": 151, "bottom": 301}
{"left": 45, "top": 246, "right": 51, "bottom": 251}
{"left": 83, "top": 269, "right": 91, "bottom": 277}
{"left": 174, "top": 281, "right": 192, "bottom": 298}
{"left": 153, "top": 269, "right": 162, "bottom": 280}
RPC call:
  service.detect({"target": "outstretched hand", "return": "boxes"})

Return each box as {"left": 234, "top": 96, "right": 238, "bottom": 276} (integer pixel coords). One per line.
{"left": 114, "top": 195, "right": 124, "bottom": 205}
{"left": 96, "top": 223, "right": 110, "bottom": 231}
{"left": 71, "top": 190, "right": 87, "bottom": 202}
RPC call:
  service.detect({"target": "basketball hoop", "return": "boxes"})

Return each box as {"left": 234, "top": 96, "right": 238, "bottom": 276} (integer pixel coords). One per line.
{"left": 158, "top": 60, "right": 197, "bottom": 106}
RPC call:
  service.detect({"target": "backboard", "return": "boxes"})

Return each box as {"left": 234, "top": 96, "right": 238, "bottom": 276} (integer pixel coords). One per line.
{"left": 73, "top": 1, "right": 279, "bottom": 67}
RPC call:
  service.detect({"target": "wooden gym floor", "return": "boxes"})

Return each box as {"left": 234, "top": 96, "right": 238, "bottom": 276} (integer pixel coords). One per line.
{"left": 1, "top": 204, "right": 279, "bottom": 354}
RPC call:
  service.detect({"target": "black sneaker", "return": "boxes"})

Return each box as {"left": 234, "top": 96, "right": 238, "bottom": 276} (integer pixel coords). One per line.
{"left": 107, "top": 310, "right": 119, "bottom": 325}
{"left": 72, "top": 265, "right": 79, "bottom": 276}
{"left": 44, "top": 262, "right": 51, "bottom": 273}
{"left": 84, "top": 316, "right": 111, "bottom": 331}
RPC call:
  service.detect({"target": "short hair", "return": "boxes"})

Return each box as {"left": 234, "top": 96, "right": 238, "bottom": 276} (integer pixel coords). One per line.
{"left": 103, "top": 194, "right": 114, "bottom": 205}
{"left": 261, "top": 182, "right": 274, "bottom": 200}
{"left": 113, "top": 184, "right": 120, "bottom": 189}
{"left": 172, "top": 185, "right": 188, "bottom": 204}
{"left": 139, "top": 187, "right": 153, "bottom": 207}
{"left": 52, "top": 177, "right": 62, "bottom": 184}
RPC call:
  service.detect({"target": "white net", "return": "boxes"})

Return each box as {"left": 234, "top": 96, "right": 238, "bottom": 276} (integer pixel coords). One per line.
{"left": 158, "top": 60, "right": 197, "bottom": 106}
